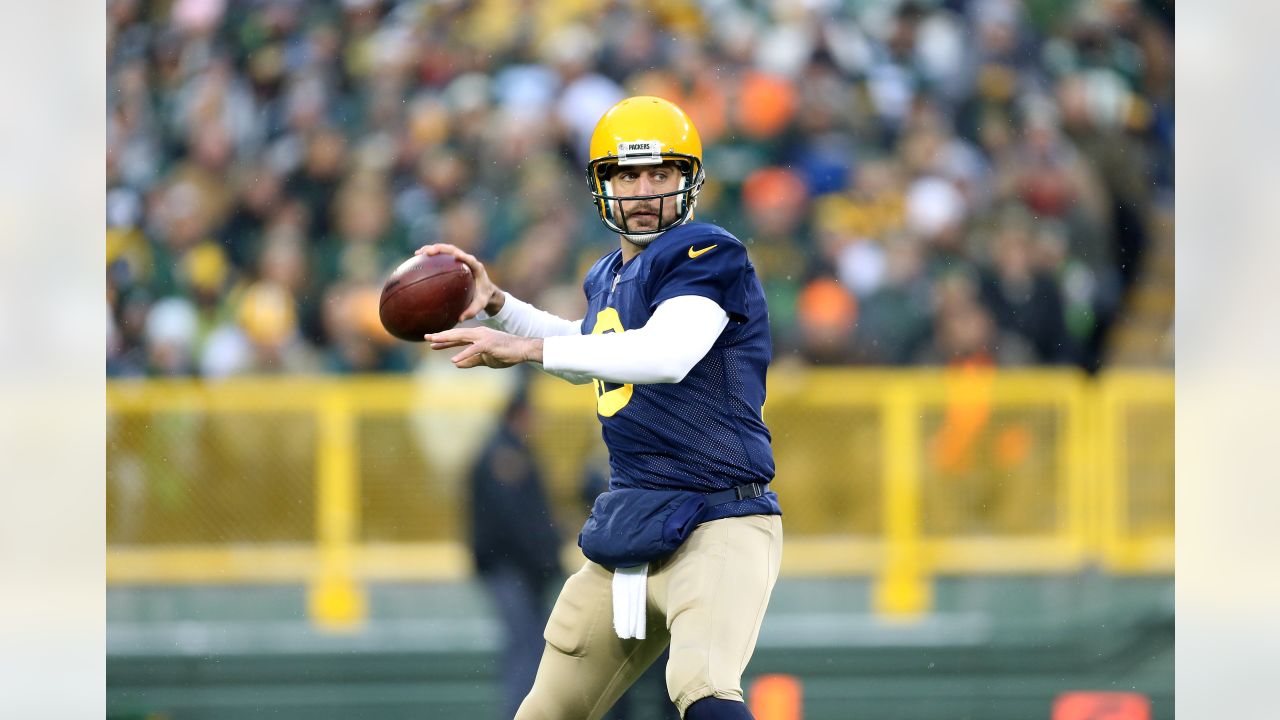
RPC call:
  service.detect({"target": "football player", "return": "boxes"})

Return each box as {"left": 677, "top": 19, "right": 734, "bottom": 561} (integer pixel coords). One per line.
{"left": 420, "top": 96, "right": 781, "bottom": 720}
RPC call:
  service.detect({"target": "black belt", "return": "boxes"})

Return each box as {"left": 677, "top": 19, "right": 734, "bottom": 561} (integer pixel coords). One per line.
{"left": 704, "top": 482, "right": 769, "bottom": 506}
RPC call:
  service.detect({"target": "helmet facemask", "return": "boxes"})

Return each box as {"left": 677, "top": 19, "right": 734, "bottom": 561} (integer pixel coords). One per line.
{"left": 587, "top": 155, "right": 705, "bottom": 244}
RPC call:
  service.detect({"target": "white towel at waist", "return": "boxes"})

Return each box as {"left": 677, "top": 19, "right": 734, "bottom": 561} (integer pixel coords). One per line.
{"left": 612, "top": 563, "right": 649, "bottom": 639}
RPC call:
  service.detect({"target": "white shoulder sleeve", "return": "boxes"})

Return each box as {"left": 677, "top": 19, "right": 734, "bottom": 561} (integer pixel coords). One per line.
{"left": 542, "top": 295, "right": 730, "bottom": 385}
{"left": 479, "top": 292, "right": 582, "bottom": 338}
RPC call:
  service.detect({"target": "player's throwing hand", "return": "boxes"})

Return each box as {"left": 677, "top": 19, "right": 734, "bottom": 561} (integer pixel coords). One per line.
{"left": 414, "top": 243, "right": 505, "bottom": 322}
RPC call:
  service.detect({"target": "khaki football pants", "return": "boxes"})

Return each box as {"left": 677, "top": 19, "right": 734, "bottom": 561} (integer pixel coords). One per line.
{"left": 514, "top": 514, "right": 783, "bottom": 719}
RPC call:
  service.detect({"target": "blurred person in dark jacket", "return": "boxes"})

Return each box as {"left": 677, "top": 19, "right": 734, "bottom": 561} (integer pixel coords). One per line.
{"left": 286, "top": 126, "right": 348, "bottom": 239}
{"left": 977, "top": 206, "right": 1074, "bottom": 364}
{"left": 1031, "top": 218, "right": 1111, "bottom": 371}
{"left": 220, "top": 163, "right": 285, "bottom": 271}
{"left": 469, "top": 381, "right": 564, "bottom": 720}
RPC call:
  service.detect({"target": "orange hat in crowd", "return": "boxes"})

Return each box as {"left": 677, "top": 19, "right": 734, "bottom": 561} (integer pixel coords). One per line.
{"left": 798, "top": 278, "right": 858, "bottom": 332}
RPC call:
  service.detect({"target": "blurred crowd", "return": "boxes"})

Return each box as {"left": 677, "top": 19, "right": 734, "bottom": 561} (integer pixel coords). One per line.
{"left": 106, "top": 0, "right": 1173, "bottom": 378}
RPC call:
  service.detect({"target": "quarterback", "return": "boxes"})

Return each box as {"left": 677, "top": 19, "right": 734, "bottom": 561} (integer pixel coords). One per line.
{"left": 421, "top": 97, "right": 782, "bottom": 720}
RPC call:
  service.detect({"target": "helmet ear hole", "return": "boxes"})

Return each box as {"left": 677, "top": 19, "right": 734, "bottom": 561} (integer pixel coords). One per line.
{"left": 601, "top": 178, "right": 616, "bottom": 225}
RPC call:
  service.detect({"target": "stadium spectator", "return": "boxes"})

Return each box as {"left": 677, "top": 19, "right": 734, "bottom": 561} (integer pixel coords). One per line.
{"left": 796, "top": 277, "right": 859, "bottom": 364}
{"left": 977, "top": 205, "right": 1074, "bottom": 364}
{"left": 852, "top": 232, "right": 934, "bottom": 364}
{"left": 915, "top": 268, "right": 1033, "bottom": 366}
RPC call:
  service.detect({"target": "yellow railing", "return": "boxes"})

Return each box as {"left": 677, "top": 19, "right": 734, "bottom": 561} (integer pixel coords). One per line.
{"left": 105, "top": 368, "right": 1173, "bottom": 628}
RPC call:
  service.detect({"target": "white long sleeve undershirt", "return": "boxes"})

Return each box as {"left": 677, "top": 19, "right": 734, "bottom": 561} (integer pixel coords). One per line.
{"left": 478, "top": 293, "right": 582, "bottom": 339}
{"left": 545, "top": 295, "right": 729, "bottom": 385}
{"left": 480, "top": 292, "right": 730, "bottom": 385}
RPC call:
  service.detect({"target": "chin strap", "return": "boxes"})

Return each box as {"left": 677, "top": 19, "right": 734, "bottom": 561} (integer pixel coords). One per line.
{"left": 622, "top": 230, "right": 665, "bottom": 245}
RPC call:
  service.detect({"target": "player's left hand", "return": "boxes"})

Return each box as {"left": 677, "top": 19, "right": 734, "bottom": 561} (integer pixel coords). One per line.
{"left": 427, "top": 327, "right": 542, "bottom": 369}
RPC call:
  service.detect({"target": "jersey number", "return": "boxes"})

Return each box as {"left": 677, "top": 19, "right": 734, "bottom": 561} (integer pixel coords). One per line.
{"left": 591, "top": 307, "right": 633, "bottom": 417}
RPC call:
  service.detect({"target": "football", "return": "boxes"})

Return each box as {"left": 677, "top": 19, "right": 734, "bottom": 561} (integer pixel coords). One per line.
{"left": 378, "top": 253, "right": 475, "bottom": 341}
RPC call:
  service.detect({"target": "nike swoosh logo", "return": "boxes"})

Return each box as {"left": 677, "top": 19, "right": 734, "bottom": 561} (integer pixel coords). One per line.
{"left": 688, "top": 244, "right": 718, "bottom": 259}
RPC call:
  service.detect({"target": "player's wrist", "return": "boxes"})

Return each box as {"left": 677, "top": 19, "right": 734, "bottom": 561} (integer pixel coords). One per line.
{"left": 524, "top": 337, "right": 544, "bottom": 364}
{"left": 485, "top": 287, "right": 506, "bottom": 316}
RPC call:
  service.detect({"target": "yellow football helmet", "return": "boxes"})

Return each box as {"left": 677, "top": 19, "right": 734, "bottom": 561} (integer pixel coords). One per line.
{"left": 586, "top": 96, "right": 705, "bottom": 239}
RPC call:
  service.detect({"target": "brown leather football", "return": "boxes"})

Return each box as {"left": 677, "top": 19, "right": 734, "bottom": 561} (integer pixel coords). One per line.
{"left": 378, "top": 254, "right": 475, "bottom": 341}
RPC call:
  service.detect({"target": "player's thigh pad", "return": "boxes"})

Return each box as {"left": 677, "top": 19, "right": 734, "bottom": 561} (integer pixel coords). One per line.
{"left": 660, "top": 514, "right": 783, "bottom": 715}
{"left": 518, "top": 561, "right": 670, "bottom": 720}
{"left": 543, "top": 561, "right": 609, "bottom": 656}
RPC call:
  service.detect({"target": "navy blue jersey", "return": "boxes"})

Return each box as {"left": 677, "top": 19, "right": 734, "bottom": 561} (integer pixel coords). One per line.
{"left": 579, "top": 222, "right": 780, "bottom": 521}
